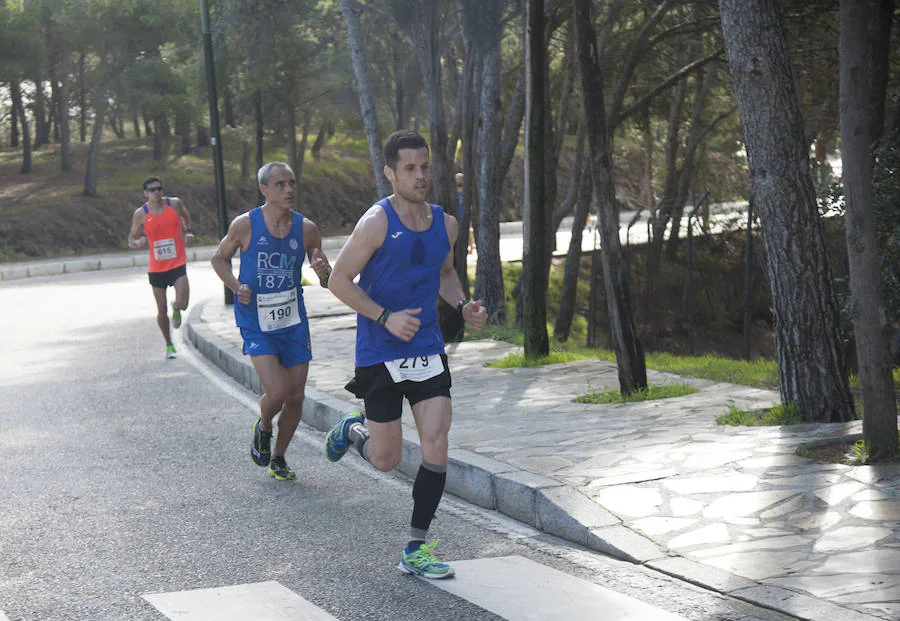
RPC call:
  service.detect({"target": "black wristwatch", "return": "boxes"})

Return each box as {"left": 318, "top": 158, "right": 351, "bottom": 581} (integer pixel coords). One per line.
{"left": 457, "top": 299, "right": 469, "bottom": 316}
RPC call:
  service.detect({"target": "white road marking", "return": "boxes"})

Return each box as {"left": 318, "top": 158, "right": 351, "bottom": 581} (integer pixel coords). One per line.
{"left": 143, "top": 580, "right": 339, "bottom": 621}
{"left": 425, "top": 556, "right": 691, "bottom": 621}
{"left": 0, "top": 610, "right": 11, "bottom": 621}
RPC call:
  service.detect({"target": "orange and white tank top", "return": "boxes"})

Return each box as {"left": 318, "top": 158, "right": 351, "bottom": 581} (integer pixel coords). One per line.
{"left": 143, "top": 197, "right": 186, "bottom": 273}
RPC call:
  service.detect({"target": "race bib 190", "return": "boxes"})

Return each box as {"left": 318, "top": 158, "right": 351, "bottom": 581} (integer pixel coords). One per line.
{"left": 384, "top": 354, "right": 443, "bottom": 383}
{"left": 257, "top": 289, "right": 301, "bottom": 332}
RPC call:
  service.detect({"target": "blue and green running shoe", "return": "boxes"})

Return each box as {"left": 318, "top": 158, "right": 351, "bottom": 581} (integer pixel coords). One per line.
{"left": 398, "top": 540, "right": 455, "bottom": 579}
{"left": 325, "top": 409, "right": 365, "bottom": 462}
{"left": 251, "top": 418, "right": 272, "bottom": 467}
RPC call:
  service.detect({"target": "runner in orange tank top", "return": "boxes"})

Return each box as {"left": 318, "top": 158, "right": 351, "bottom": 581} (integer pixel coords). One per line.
{"left": 127, "top": 176, "right": 195, "bottom": 359}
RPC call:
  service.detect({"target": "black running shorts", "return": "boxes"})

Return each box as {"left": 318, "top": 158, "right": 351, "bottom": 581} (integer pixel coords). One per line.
{"left": 148, "top": 264, "right": 187, "bottom": 288}
{"left": 344, "top": 354, "right": 452, "bottom": 423}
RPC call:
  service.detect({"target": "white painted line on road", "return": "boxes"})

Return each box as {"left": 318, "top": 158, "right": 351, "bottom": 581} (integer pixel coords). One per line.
{"left": 0, "top": 610, "right": 11, "bottom": 621}
{"left": 425, "top": 556, "right": 690, "bottom": 621}
{"left": 143, "top": 580, "right": 339, "bottom": 621}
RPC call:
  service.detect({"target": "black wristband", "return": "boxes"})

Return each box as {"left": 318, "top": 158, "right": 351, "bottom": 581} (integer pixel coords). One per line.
{"left": 377, "top": 308, "right": 392, "bottom": 326}
{"left": 457, "top": 299, "right": 469, "bottom": 316}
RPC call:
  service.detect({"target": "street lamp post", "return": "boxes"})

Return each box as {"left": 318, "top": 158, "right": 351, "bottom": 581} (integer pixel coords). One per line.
{"left": 200, "top": 0, "right": 233, "bottom": 305}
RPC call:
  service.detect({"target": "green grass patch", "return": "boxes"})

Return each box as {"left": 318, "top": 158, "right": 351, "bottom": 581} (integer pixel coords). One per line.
{"left": 488, "top": 349, "right": 598, "bottom": 368}
{"left": 717, "top": 402, "right": 803, "bottom": 426}
{"left": 575, "top": 382, "right": 698, "bottom": 404}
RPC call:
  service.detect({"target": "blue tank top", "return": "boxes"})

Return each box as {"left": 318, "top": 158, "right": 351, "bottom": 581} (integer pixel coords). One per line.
{"left": 234, "top": 207, "right": 308, "bottom": 333}
{"left": 356, "top": 198, "right": 449, "bottom": 366}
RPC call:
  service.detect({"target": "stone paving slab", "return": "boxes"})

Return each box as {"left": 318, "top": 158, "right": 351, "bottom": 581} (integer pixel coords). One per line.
{"left": 182, "top": 284, "right": 898, "bottom": 621}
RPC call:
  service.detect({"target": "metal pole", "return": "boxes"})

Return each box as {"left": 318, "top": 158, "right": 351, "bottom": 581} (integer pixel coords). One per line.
{"left": 200, "top": 0, "right": 233, "bottom": 305}
{"left": 742, "top": 199, "right": 754, "bottom": 359}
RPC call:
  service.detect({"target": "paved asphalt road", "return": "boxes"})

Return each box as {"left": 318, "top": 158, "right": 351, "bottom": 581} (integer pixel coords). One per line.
{"left": 0, "top": 261, "right": 795, "bottom": 620}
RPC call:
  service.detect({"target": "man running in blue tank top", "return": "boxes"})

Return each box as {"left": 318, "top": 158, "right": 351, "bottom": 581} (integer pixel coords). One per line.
{"left": 325, "top": 130, "right": 488, "bottom": 578}
{"left": 211, "top": 162, "right": 333, "bottom": 481}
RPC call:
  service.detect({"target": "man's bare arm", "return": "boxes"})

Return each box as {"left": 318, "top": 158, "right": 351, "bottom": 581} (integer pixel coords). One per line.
{"left": 211, "top": 215, "right": 252, "bottom": 304}
{"left": 127, "top": 209, "right": 146, "bottom": 249}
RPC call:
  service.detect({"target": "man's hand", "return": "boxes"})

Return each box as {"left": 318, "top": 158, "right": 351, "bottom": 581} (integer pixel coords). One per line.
{"left": 385, "top": 307, "right": 422, "bottom": 342}
{"left": 184, "top": 233, "right": 195, "bottom": 248}
{"left": 235, "top": 283, "right": 252, "bottom": 305}
{"left": 462, "top": 300, "right": 488, "bottom": 331}
{"left": 129, "top": 236, "right": 147, "bottom": 250}
{"left": 311, "top": 247, "right": 331, "bottom": 287}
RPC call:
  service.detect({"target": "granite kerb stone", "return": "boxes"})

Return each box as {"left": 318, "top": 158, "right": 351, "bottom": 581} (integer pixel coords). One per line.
{"left": 729, "top": 585, "right": 882, "bottom": 621}
{"left": 536, "top": 486, "right": 620, "bottom": 547}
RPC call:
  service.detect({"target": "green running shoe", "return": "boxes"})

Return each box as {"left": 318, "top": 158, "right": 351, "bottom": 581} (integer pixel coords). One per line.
{"left": 251, "top": 419, "right": 272, "bottom": 466}
{"left": 398, "top": 540, "right": 455, "bottom": 579}
{"left": 325, "top": 409, "right": 365, "bottom": 462}
{"left": 165, "top": 344, "right": 176, "bottom": 359}
{"left": 267, "top": 456, "right": 296, "bottom": 481}
{"left": 171, "top": 301, "right": 182, "bottom": 329}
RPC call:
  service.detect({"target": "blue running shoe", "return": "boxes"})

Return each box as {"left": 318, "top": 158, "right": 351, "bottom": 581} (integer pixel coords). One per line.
{"left": 325, "top": 409, "right": 365, "bottom": 462}
{"left": 398, "top": 540, "right": 455, "bottom": 579}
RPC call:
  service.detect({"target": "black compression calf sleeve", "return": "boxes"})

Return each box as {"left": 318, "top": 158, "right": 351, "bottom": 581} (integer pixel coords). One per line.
{"left": 410, "top": 461, "right": 447, "bottom": 539}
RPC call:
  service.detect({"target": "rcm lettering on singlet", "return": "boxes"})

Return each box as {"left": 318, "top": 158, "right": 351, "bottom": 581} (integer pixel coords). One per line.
{"left": 256, "top": 251, "right": 296, "bottom": 289}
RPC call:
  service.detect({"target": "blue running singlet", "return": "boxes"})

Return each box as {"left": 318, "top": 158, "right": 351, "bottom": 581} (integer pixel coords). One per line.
{"left": 355, "top": 198, "right": 449, "bottom": 367}
{"left": 234, "top": 208, "right": 309, "bottom": 334}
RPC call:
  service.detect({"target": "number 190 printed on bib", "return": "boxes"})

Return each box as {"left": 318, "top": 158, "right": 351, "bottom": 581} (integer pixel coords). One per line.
{"left": 384, "top": 354, "right": 443, "bottom": 383}
{"left": 257, "top": 289, "right": 302, "bottom": 332}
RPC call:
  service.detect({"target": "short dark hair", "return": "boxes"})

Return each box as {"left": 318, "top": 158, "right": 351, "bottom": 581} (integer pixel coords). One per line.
{"left": 143, "top": 176, "right": 162, "bottom": 190}
{"left": 383, "top": 130, "right": 429, "bottom": 170}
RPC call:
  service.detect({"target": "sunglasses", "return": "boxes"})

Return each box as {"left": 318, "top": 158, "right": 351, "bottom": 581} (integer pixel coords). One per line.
{"left": 146, "top": 186, "right": 163, "bottom": 193}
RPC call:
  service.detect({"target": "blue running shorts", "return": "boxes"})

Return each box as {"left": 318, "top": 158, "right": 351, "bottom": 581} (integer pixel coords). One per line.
{"left": 239, "top": 322, "right": 312, "bottom": 368}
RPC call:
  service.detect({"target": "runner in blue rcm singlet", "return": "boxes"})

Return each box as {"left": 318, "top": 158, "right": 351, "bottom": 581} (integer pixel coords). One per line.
{"left": 211, "top": 162, "right": 333, "bottom": 482}
{"left": 324, "top": 130, "right": 488, "bottom": 580}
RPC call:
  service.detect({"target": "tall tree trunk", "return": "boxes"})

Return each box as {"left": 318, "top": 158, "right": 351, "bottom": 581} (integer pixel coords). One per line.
{"left": 85, "top": 80, "right": 110, "bottom": 196}
{"left": 574, "top": 0, "right": 647, "bottom": 394}
{"left": 78, "top": 49, "right": 87, "bottom": 142}
{"left": 33, "top": 73, "right": 47, "bottom": 149}
{"left": 719, "top": 0, "right": 853, "bottom": 422}
{"left": 455, "top": 41, "right": 479, "bottom": 298}
{"left": 10, "top": 87, "right": 20, "bottom": 148}
{"left": 311, "top": 120, "right": 328, "bottom": 161}
{"left": 254, "top": 90, "right": 264, "bottom": 171}
{"left": 224, "top": 84, "right": 236, "bottom": 128}
{"left": 241, "top": 139, "right": 251, "bottom": 181}
{"left": 554, "top": 158, "right": 592, "bottom": 341}
{"left": 296, "top": 109, "right": 311, "bottom": 179}
{"left": 463, "top": 1, "right": 506, "bottom": 323}
{"left": 11, "top": 82, "right": 32, "bottom": 174}
{"left": 551, "top": 118, "right": 586, "bottom": 233}
{"left": 839, "top": 0, "right": 897, "bottom": 457}
{"left": 175, "top": 108, "right": 191, "bottom": 155}
{"left": 57, "top": 58, "right": 71, "bottom": 172}
{"left": 338, "top": 0, "right": 390, "bottom": 198}
{"left": 523, "top": 0, "right": 550, "bottom": 357}
{"left": 153, "top": 113, "right": 166, "bottom": 160}
{"left": 285, "top": 102, "right": 298, "bottom": 176}
{"left": 666, "top": 68, "right": 714, "bottom": 260}
{"left": 868, "top": 0, "right": 894, "bottom": 141}
{"left": 392, "top": 39, "right": 407, "bottom": 131}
